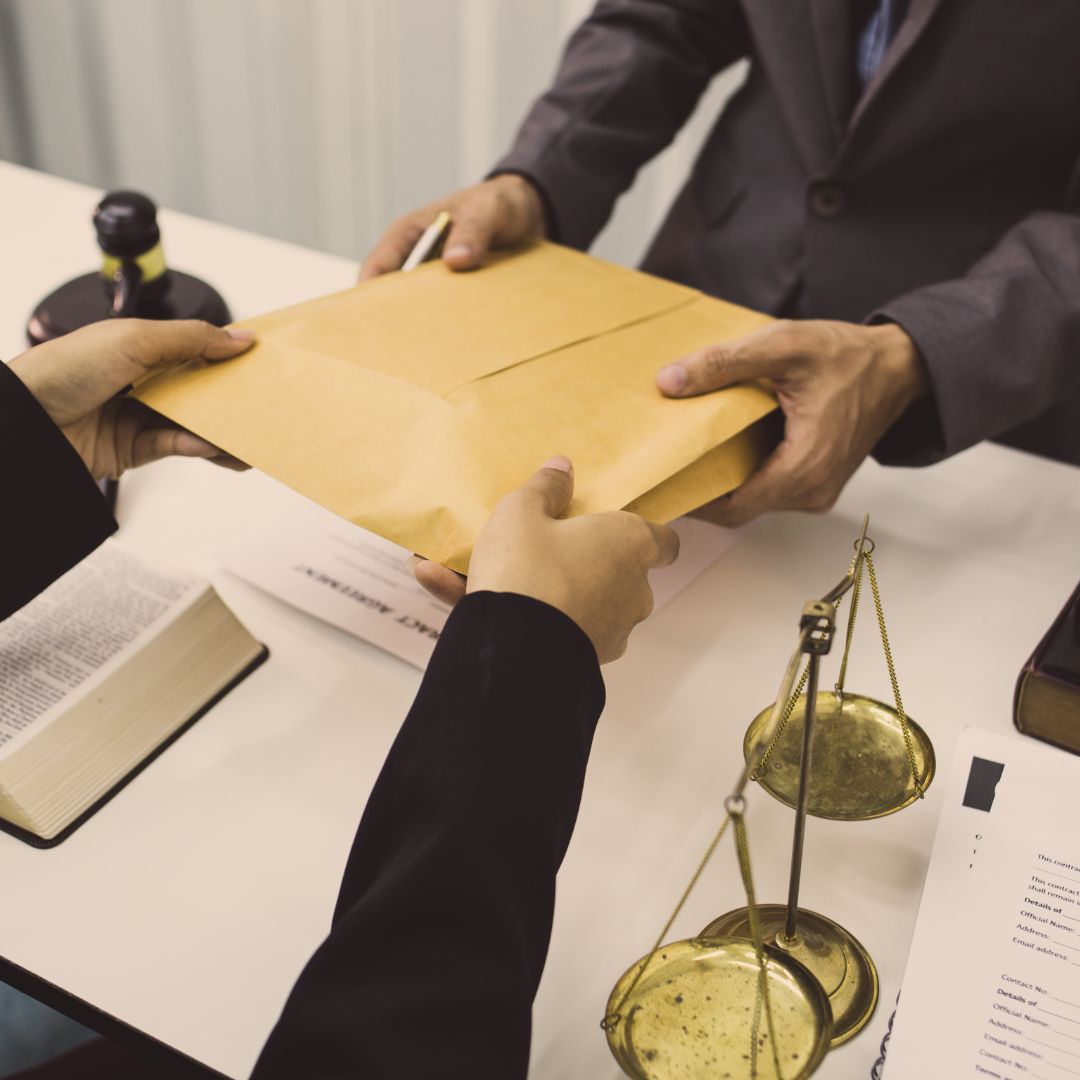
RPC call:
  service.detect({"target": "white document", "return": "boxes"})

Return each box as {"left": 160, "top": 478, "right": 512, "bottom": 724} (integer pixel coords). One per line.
{"left": 222, "top": 504, "right": 735, "bottom": 669}
{"left": 225, "top": 513, "right": 452, "bottom": 669}
{"left": 885, "top": 727, "right": 1080, "bottom": 1079}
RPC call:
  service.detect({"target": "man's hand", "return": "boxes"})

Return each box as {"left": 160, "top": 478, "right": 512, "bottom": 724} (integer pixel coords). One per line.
{"left": 8, "top": 319, "right": 255, "bottom": 481}
{"left": 656, "top": 320, "right": 930, "bottom": 527}
{"left": 359, "top": 174, "right": 546, "bottom": 281}
{"left": 414, "top": 457, "right": 679, "bottom": 663}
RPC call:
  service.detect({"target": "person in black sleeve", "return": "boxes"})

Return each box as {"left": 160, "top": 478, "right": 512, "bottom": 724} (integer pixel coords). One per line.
{"left": 3, "top": 319, "right": 679, "bottom": 1079}
{"left": 2, "top": 317, "right": 255, "bottom": 621}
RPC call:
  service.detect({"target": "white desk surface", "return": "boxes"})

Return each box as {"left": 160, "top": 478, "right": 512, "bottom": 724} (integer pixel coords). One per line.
{"left": 2, "top": 159, "right": 1079, "bottom": 1079}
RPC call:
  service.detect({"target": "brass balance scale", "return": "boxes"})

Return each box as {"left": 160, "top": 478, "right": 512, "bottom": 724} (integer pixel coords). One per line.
{"left": 602, "top": 516, "right": 935, "bottom": 1079}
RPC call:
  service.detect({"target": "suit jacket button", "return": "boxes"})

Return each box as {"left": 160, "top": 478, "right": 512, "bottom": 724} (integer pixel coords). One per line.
{"left": 808, "top": 182, "right": 848, "bottom": 219}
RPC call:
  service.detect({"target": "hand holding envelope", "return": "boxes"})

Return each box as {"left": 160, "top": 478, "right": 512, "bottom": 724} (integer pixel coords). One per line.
{"left": 136, "top": 242, "right": 777, "bottom": 574}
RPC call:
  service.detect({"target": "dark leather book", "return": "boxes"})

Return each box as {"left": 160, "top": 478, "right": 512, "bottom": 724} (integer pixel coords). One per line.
{"left": 1014, "top": 578, "right": 1080, "bottom": 754}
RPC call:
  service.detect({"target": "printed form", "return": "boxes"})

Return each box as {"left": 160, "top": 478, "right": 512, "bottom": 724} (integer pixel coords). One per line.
{"left": 886, "top": 728, "right": 1080, "bottom": 1080}
{"left": 222, "top": 499, "right": 735, "bottom": 669}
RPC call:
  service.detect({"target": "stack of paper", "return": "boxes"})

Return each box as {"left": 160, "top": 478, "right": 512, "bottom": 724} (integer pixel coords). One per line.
{"left": 883, "top": 728, "right": 1080, "bottom": 1078}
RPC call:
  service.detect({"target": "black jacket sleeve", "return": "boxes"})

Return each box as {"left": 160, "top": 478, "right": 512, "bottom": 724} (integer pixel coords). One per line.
{"left": 251, "top": 591, "right": 605, "bottom": 1080}
{"left": 0, "top": 361, "right": 116, "bottom": 619}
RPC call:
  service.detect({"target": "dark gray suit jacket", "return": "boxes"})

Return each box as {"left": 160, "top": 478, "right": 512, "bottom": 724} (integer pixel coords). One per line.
{"left": 495, "top": 0, "right": 1080, "bottom": 467}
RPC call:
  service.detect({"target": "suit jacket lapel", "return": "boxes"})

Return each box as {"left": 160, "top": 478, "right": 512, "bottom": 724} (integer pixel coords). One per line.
{"left": 809, "top": 0, "right": 856, "bottom": 147}
{"left": 743, "top": 0, "right": 946, "bottom": 172}
{"left": 741, "top": 1, "right": 841, "bottom": 175}
{"left": 848, "top": 0, "right": 948, "bottom": 132}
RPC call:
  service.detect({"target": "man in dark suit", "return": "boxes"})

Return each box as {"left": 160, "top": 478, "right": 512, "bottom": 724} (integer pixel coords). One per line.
{"left": 3, "top": 319, "right": 678, "bottom": 1078}
{"left": 363, "top": 0, "right": 1080, "bottom": 526}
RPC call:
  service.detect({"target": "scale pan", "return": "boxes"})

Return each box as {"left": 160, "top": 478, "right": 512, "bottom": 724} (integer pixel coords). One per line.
{"left": 604, "top": 937, "right": 831, "bottom": 1080}
{"left": 744, "top": 691, "right": 935, "bottom": 821}
{"left": 700, "top": 906, "right": 878, "bottom": 1047}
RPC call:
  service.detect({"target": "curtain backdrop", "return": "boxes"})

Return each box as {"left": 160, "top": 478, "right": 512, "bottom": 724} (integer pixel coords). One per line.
{"left": 0, "top": 0, "right": 745, "bottom": 266}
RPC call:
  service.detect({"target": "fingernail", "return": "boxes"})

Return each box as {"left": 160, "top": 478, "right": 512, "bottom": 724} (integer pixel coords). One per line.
{"left": 444, "top": 244, "right": 472, "bottom": 262}
{"left": 657, "top": 363, "right": 687, "bottom": 394}
{"left": 227, "top": 327, "right": 256, "bottom": 342}
{"left": 542, "top": 455, "right": 572, "bottom": 474}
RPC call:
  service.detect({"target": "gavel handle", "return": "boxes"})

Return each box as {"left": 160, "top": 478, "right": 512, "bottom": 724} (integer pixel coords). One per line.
{"left": 100, "top": 262, "right": 145, "bottom": 514}
{"left": 110, "top": 261, "right": 143, "bottom": 318}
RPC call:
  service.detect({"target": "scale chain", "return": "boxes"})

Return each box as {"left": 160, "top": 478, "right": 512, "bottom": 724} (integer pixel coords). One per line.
{"left": 601, "top": 802, "right": 791, "bottom": 1080}
{"left": 834, "top": 553, "right": 864, "bottom": 696}
{"left": 600, "top": 814, "right": 733, "bottom": 1031}
{"left": 749, "top": 663, "right": 810, "bottom": 780}
{"left": 750, "top": 554, "right": 857, "bottom": 779}
{"left": 734, "top": 808, "right": 784, "bottom": 1079}
{"left": 751, "top": 546, "right": 923, "bottom": 798}
{"left": 865, "top": 552, "right": 923, "bottom": 798}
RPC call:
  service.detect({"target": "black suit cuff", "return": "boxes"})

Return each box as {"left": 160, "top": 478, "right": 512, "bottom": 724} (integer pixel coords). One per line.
{"left": 0, "top": 361, "right": 116, "bottom": 619}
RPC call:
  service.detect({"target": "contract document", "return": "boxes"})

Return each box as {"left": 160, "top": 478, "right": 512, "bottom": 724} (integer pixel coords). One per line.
{"left": 222, "top": 498, "right": 735, "bottom": 669}
{"left": 885, "top": 728, "right": 1080, "bottom": 1079}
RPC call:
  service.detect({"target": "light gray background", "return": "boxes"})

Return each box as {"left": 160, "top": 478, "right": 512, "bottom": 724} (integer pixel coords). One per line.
{"left": 0, "top": 0, "right": 745, "bottom": 267}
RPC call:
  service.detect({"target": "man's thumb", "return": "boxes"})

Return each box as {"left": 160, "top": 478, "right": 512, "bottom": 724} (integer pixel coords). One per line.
{"left": 442, "top": 216, "right": 495, "bottom": 271}
{"left": 516, "top": 455, "right": 574, "bottom": 518}
{"left": 656, "top": 324, "right": 786, "bottom": 398}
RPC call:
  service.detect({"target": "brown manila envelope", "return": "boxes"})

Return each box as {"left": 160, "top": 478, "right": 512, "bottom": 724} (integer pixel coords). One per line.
{"left": 136, "top": 242, "right": 778, "bottom": 574}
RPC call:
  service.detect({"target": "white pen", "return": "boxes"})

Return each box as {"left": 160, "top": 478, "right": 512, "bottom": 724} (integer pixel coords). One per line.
{"left": 402, "top": 210, "right": 452, "bottom": 272}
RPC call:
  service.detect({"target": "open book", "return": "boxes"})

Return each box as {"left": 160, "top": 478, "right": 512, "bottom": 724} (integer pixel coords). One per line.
{"left": 0, "top": 542, "right": 267, "bottom": 846}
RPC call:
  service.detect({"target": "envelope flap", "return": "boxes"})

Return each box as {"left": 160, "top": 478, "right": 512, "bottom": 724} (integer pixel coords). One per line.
{"left": 136, "top": 338, "right": 532, "bottom": 572}
{"left": 241, "top": 242, "right": 700, "bottom": 397}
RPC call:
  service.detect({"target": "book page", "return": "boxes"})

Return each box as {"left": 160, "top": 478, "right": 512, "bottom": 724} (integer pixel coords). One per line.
{"left": 0, "top": 543, "right": 202, "bottom": 756}
{"left": 223, "top": 502, "right": 735, "bottom": 669}
{"left": 884, "top": 728, "right": 1080, "bottom": 1079}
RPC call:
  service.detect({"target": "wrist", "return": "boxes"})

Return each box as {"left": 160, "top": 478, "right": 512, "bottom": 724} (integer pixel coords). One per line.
{"left": 7, "top": 352, "right": 52, "bottom": 420}
{"left": 491, "top": 171, "right": 549, "bottom": 239}
{"left": 869, "top": 323, "right": 930, "bottom": 415}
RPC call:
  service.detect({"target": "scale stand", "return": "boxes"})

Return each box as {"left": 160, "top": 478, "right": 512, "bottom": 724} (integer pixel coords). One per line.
{"left": 700, "top": 592, "right": 878, "bottom": 1045}
{"left": 602, "top": 515, "right": 930, "bottom": 1076}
